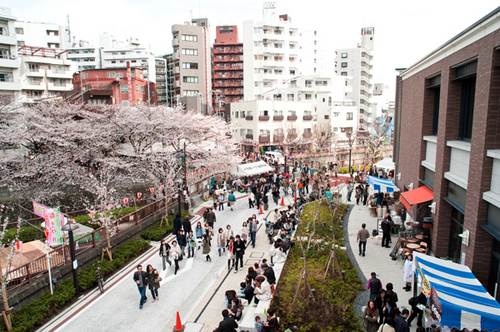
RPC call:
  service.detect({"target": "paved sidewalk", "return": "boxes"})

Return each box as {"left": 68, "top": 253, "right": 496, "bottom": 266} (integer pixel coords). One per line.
{"left": 343, "top": 189, "right": 418, "bottom": 331}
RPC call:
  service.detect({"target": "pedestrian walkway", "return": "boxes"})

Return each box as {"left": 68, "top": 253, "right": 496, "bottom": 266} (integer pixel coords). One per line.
{"left": 345, "top": 190, "right": 418, "bottom": 332}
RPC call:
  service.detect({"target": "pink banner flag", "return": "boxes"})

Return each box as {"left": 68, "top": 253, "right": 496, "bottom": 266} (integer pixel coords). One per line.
{"left": 124, "top": 198, "right": 128, "bottom": 205}
{"left": 137, "top": 192, "right": 142, "bottom": 199}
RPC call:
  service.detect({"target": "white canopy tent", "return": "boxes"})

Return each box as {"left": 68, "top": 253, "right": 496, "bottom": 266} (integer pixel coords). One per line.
{"left": 231, "top": 161, "right": 273, "bottom": 177}
{"left": 374, "top": 157, "right": 395, "bottom": 171}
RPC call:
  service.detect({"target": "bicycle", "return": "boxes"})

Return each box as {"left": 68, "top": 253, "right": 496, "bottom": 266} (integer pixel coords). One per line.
{"left": 95, "top": 265, "right": 104, "bottom": 293}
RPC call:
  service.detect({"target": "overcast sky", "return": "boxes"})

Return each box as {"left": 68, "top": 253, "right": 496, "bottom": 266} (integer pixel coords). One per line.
{"left": 6, "top": 0, "right": 500, "bottom": 103}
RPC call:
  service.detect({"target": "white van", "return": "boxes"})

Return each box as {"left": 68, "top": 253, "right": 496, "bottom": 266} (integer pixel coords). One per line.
{"left": 264, "top": 151, "right": 285, "bottom": 164}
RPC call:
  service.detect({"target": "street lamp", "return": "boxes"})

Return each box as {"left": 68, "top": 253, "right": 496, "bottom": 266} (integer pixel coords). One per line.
{"left": 62, "top": 222, "right": 80, "bottom": 297}
{"left": 345, "top": 127, "right": 353, "bottom": 180}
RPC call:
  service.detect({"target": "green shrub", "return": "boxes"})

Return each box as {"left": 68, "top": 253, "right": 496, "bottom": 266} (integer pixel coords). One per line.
{"left": 141, "top": 223, "right": 173, "bottom": 241}
{"left": 1, "top": 238, "right": 150, "bottom": 332}
{"left": 2, "top": 226, "right": 45, "bottom": 246}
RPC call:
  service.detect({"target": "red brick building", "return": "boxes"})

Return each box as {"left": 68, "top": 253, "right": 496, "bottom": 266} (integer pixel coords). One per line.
{"left": 66, "top": 62, "right": 157, "bottom": 106}
{"left": 394, "top": 7, "right": 500, "bottom": 300}
{"left": 213, "top": 26, "right": 243, "bottom": 116}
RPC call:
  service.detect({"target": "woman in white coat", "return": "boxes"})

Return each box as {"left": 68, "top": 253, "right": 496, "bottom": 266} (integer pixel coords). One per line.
{"left": 403, "top": 253, "right": 414, "bottom": 292}
{"left": 253, "top": 275, "right": 272, "bottom": 307}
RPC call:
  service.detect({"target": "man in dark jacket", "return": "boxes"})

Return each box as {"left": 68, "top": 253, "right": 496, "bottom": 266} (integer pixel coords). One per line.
{"left": 215, "top": 309, "right": 238, "bottom": 332}
{"left": 393, "top": 308, "right": 410, "bottom": 332}
{"left": 182, "top": 216, "right": 192, "bottom": 234}
{"left": 233, "top": 235, "right": 245, "bottom": 272}
{"left": 381, "top": 218, "right": 391, "bottom": 248}
{"left": 408, "top": 292, "right": 427, "bottom": 327}
{"left": 158, "top": 240, "right": 172, "bottom": 270}
{"left": 262, "top": 263, "right": 276, "bottom": 284}
{"left": 173, "top": 214, "right": 182, "bottom": 235}
{"left": 177, "top": 230, "right": 187, "bottom": 257}
{"left": 133, "top": 264, "right": 148, "bottom": 309}
{"left": 367, "top": 272, "right": 382, "bottom": 300}
{"left": 207, "top": 208, "right": 216, "bottom": 228}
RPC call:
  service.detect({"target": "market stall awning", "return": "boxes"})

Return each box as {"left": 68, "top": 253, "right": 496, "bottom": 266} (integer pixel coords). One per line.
{"left": 231, "top": 161, "right": 273, "bottom": 177}
{"left": 374, "top": 157, "right": 395, "bottom": 170}
{"left": 367, "top": 176, "right": 399, "bottom": 192}
{"left": 414, "top": 252, "right": 500, "bottom": 331}
{"left": 400, "top": 185, "right": 433, "bottom": 211}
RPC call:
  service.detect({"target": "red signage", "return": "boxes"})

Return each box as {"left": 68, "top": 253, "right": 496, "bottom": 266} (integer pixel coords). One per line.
{"left": 430, "top": 288, "right": 442, "bottom": 322}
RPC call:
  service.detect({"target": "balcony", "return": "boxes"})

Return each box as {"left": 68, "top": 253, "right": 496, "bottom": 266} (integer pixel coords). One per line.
{"left": 259, "top": 135, "right": 270, "bottom": 143}
{"left": 273, "top": 135, "right": 284, "bottom": 142}
{"left": 174, "top": 67, "right": 180, "bottom": 74}
{"left": 0, "top": 57, "right": 19, "bottom": 68}
{"left": 174, "top": 81, "right": 181, "bottom": 88}
{"left": 172, "top": 38, "right": 179, "bottom": 47}
{"left": 0, "top": 34, "right": 17, "bottom": 46}
{"left": 303, "top": 115, "right": 313, "bottom": 120}
{"left": 303, "top": 132, "right": 312, "bottom": 139}
{"left": 259, "top": 115, "right": 270, "bottom": 121}
{"left": 288, "top": 133, "right": 297, "bottom": 140}
{"left": 273, "top": 115, "right": 284, "bottom": 121}
{"left": 46, "top": 69, "right": 72, "bottom": 79}
{"left": 25, "top": 70, "right": 45, "bottom": 78}
{"left": 48, "top": 82, "right": 73, "bottom": 91}
{"left": 0, "top": 81, "right": 21, "bottom": 91}
{"left": 245, "top": 134, "right": 254, "bottom": 140}
{"left": 245, "top": 115, "right": 253, "bottom": 121}
{"left": 25, "top": 82, "right": 46, "bottom": 90}
{"left": 287, "top": 115, "right": 297, "bottom": 121}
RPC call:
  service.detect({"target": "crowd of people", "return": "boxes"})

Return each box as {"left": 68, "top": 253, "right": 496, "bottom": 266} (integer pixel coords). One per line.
{"left": 364, "top": 254, "right": 428, "bottom": 332}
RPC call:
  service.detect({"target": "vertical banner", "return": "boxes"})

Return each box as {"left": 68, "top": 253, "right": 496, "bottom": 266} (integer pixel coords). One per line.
{"left": 43, "top": 207, "right": 63, "bottom": 246}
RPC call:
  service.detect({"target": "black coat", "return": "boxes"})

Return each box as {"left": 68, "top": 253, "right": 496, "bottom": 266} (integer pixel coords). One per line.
{"left": 263, "top": 267, "right": 276, "bottom": 284}
{"left": 182, "top": 218, "right": 192, "bottom": 233}
{"left": 381, "top": 219, "right": 391, "bottom": 234}
{"left": 234, "top": 240, "right": 245, "bottom": 255}
{"left": 159, "top": 242, "right": 171, "bottom": 256}
{"left": 177, "top": 233, "right": 187, "bottom": 247}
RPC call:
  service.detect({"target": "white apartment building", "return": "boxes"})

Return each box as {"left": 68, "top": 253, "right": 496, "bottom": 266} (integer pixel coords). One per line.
{"left": 231, "top": 100, "right": 316, "bottom": 153}
{"left": 15, "top": 21, "right": 69, "bottom": 49}
{"left": 243, "top": 2, "right": 320, "bottom": 101}
{"left": 334, "top": 27, "right": 375, "bottom": 134}
{"left": 18, "top": 46, "right": 73, "bottom": 103}
{"left": 0, "top": 6, "right": 21, "bottom": 100}
{"left": 155, "top": 58, "right": 167, "bottom": 104}
{"left": 67, "top": 33, "right": 159, "bottom": 83}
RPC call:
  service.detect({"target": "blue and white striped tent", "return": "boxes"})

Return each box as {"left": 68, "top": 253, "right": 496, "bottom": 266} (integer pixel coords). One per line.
{"left": 414, "top": 252, "right": 500, "bottom": 331}
{"left": 367, "top": 176, "right": 399, "bottom": 193}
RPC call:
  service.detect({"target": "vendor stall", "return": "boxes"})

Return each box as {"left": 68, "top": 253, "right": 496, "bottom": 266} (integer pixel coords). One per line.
{"left": 231, "top": 161, "right": 273, "bottom": 177}
{"left": 367, "top": 175, "right": 399, "bottom": 193}
{"left": 374, "top": 157, "right": 395, "bottom": 171}
{"left": 413, "top": 252, "right": 500, "bottom": 331}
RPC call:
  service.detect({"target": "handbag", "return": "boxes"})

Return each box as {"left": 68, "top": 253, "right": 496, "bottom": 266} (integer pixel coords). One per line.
{"left": 190, "top": 241, "right": 196, "bottom": 248}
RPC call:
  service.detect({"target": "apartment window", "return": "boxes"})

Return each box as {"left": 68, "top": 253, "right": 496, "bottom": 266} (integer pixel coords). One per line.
{"left": 136, "top": 85, "right": 141, "bottom": 94}
{"left": 26, "top": 90, "right": 43, "bottom": 98}
{"left": 254, "top": 54, "right": 263, "bottom": 60}
{"left": 183, "top": 90, "right": 199, "bottom": 96}
{"left": 305, "top": 80, "right": 312, "bottom": 87}
{"left": 117, "top": 73, "right": 123, "bottom": 78}
{"left": 46, "top": 30, "right": 59, "bottom": 36}
{"left": 28, "top": 64, "right": 40, "bottom": 72}
{"left": 181, "top": 34, "right": 198, "bottom": 42}
{"left": 274, "top": 110, "right": 283, "bottom": 116}
{"left": 17, "top": 41, "right": 25, "bottom": 47}
{"left": 235, "top": 111, "right": 239, "bottom": 118}
{"left": 333, "top": 112, "right": 339, "bottom": 117}
{"left": 182, "top": 49, "right": 198, "bottom": 56}
{"left": 122, "top": 100, "right": 130, "bottom": 106}
{"left": 111, "top": 60, "right": 116, "bottom": 64}
{"left": 304, "top": 110, "right": 312, "bottom": 116}
{"left": 305, "top": 94, "right": 312, "bottom": 100}
{"left": 15, "top": 27, "right": 24, "bottom": 34}
{"left": 341, "top": 72, "right": 347, "bottom": 76}
{"left": 247, "top": 111, "right": 253, "bottom": 117}
{"left": 240, "top": 129, "right": 246, "bottom": 136}
{"left": 459, "top": 79, "right": 476, "bottom": 140}
{"left": 260, "top": 110, "right": 269, "bottom": 116}
{"left": 341, "top": 62, "right": 348, "bottom": 68}
{"left": 341, "top": 52, "right": 348, "bottom": 58}
{"left": 315, "top": 81, "right": 328, "bottom": 86}
{"left": 47, "top": 43, "right": 59, "bottom": 48}
{"left": 131, "top": 71, "right": 135, "bottom": 77}
{"left": 107, "top": 72, "right": 116, "bottom": 78}
{"left": 287, "top": 94, "right": 294, "bottom": 101}
{"left": 121, "top": 84, "right": 128, "bottom": 93}
{"left": 333, "top": 127, "right": 338, "bottom": 131}
{"left": 346, "top": 112, "right": 353, "bottom": 120}
{"left": 141, "top": 86, "right": 145, "bottom": 94}
{"left": 183, "top": 76, "right": 199, "bottom": 83}
{"left": 182, "top": 62, "right": 198, "bottom": 69}
{"left": 219, "top": 26, "right": 233, "bottom": 34}
{"left": 427, "top": 75, "right": 441, "bottom": 135}
{"left": 290, "top": 69, "right": 295, "bottom": 75}
{"left": 288, "top": 110, "right": 296, "bottom": 116}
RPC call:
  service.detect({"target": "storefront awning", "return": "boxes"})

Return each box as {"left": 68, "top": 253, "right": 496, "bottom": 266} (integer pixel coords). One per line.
{"left": 400, "top": 185, "right": 433, "bottom": 211}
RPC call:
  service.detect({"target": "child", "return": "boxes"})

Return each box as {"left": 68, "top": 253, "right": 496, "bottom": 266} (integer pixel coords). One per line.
{"left": 254, "top": 316, "right": 263, "bottom": 332}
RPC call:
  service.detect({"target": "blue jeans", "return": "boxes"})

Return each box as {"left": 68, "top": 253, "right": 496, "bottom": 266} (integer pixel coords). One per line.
{"left": 137, "top": 286, "right": 147, "bottom": 307}
{"left": 347, "top": 191, "right": 353, "bottom": 201}
{"left": 235, "top": 252, "right": 244, "bottom": 270}
{"left": 250, "top": 232, "right": 256, "bottom": 247}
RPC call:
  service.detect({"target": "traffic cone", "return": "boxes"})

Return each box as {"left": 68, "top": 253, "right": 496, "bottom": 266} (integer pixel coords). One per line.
{"left": 280, "top": 197, "right": 285, "bottom": 206}
{"left": 259, "top": 205, "right": 264, "bottom": 215}
{"left": 294, "top": 192, "right": 297, "bottom": 201}
{"left": 173, "top": 311, "right": 185, "bottom": 332}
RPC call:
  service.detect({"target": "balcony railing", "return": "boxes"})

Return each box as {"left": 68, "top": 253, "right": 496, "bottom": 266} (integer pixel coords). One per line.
{"left": 259, "top": 135, "right": 270, "bottom": 143}
{"left": 273, "top": 115, "right": 284, "bottom": 121}
{"left": 259, "top": 115, "right": 270, "bottom": 121}
{"left": 303, "top": 132, "right": 312, "bottom": 138}
{"left": 245, "top": 115, "right": 253, "bottom": 121}
{"left": 303, "top": 115, "right": 313, "bottom": 120}
{"left": 287, "top": 115, "right": 297, "bottom": 121}
{"left": 246, "top": 133, "right": 254, "bottom": 139}
{"left": 273, "top": 135, "right": 284, "bottom": 142}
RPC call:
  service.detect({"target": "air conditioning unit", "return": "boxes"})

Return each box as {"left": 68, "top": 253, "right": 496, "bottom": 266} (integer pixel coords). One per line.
{"left": 397, "top": 173, "right": 401, "bottom": 181}
{"left": 458, "top": 229, "right": 469, "bottom": 246}
{"left": 407, "top": 182, "right": 413, "bottom": 191}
